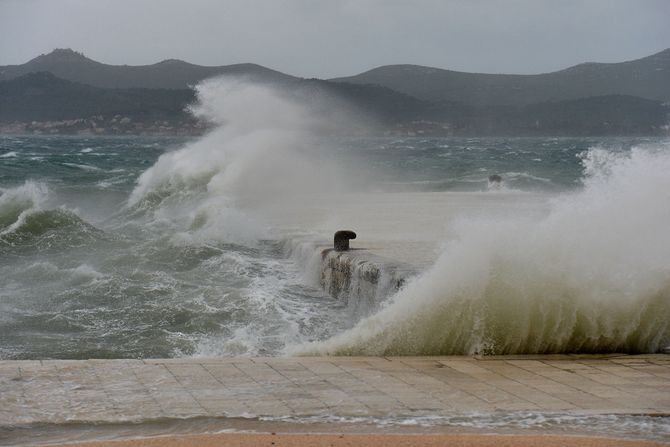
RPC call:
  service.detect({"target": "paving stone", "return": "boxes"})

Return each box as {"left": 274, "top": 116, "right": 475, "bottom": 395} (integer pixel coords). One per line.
{"left": 1, "top": 355, "right": 669, "bottom": 426}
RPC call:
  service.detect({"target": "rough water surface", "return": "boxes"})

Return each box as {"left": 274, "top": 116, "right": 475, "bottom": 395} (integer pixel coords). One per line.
{"left": 2, "top": 133, "right": 668, "bottom": 359}
{"left": 0, "top": 80, "right": 668, "bottom": 359}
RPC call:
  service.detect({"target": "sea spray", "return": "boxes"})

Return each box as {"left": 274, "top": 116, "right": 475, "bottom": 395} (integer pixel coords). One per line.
{"left": 114, "top": 78, "right": 364, "bottom": 356}
{"left": 2, "top": 93, "right": 668, "bottom": 358}
{"left": 2, "top": 131, "right": 350, "bottom": 359}
{"left": 0, "top": 180, "right": 48, "bottom": 230}
{"left": 298, "top": 145, "right": 670, "bottom": 355}
{"left": 126, "top": 78, "right": 349, "bottom": 246}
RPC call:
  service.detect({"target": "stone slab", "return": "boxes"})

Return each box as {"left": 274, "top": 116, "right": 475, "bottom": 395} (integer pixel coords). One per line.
{"left": 1, "top": 355, "right": 669, "bottom": 428}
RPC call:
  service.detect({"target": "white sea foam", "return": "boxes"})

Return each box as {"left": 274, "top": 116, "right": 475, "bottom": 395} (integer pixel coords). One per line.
{"left": 119, "top": 78, "right": 350, "bottom": 353}
{"left": 127, "top": 78, "right": 347, "bottom": 245}
{"left": 122, "top": 76, "right": 670, "bottom": 357}
{"left": 0, "top": 181, "right": 49, "bottom": 233}
{"left": 66, "top": 264, "right": 105, "bottom": 283}
{"left": 298, "top": 144, "right": 670, "bottom": 355}
{"left": 61, "top": 162, "right": 102, "bottom": 171}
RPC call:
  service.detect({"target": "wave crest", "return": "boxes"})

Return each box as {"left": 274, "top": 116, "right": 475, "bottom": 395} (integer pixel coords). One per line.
{"left": 126, "top": 78, "right": 342, "bottom": 245}
{"left": 0, "top": 181, "right": 48, "bottom": 230}
{"left": 299, "top": 145, "right": 670, "bottom": 355}
{"left": 0, "top": 182, "right": 103, "bottom": 251}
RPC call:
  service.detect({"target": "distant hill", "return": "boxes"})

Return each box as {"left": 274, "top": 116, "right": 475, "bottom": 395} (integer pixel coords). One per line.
{"left": 464, "top": 95, "right": 669, "bottom": 136}
{"left": 0, "top": 72, "right": 195, "bottom": 121}
{"left": 289, "top": 78, "right": 465, "bottom": 124}
{"left": 0, "top": 49, "right": 668, "bottom": 136}
{"left": 0, "top": 72, "right": 204, "bottom": 135}
{"left": 0, "top": 71, "right": 430, "bottom": 125}
{"left": 2, "top": 72, "right": 664, "bottom": 136}
{"left": 0, "top": 72, "right": 446, "bottom": 135}
{"left": 0, "top": 49, "right": 297, "bottom": 89}
{"left": 332, "top": 48, "right": 670, "bottom": 106}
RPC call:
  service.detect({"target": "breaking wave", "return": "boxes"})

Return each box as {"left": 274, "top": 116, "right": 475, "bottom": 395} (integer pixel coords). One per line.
{"left": 300, "top": 145, "right": 670, "bottom": 355}
{"left": 0, "top": 181, "right": 102, "bottom": 251}
{"left": 125, "top": 78, "right": 344, "bottom": 246}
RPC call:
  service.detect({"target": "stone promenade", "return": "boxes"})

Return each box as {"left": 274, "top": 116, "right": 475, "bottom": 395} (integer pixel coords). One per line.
{"left": 1, "top": 355, "right": 669, "bottom": 426}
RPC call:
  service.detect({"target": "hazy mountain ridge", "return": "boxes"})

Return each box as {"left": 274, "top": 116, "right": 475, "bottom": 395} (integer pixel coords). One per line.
{"left": 2, "top": 71, "right": 665, "bottom": 136}
{"left": 332, "top": 48, "right": 670, "bottom": 106}
{"left": 0, "top": 49, "right": 668, "bottom": 136}
{"left": 463, "top": 95, "right": 669, "bottom": 136}
{"left": 0, "top": 72, "right": 194, "bottom": 120}
{"left": 0, "top": 71, "right": 445, "bottom": 134}
{"left": 0, "top": 72, "right": 203, "bottom": 135}
{"left": 0, "top": 48, "right": 297, "bottom": 89}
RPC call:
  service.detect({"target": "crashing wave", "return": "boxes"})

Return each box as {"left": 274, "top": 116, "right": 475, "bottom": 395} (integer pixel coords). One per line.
{"left": 299, "top": 145, "right": 670, "bottom": 355}
{"left": 0, "top": 181, "right": 103, "bottom": 251}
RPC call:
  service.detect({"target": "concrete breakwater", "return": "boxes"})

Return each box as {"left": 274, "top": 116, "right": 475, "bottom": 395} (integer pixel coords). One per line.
{"left": 319, "top": 248, "right": 418, "bottom": 311}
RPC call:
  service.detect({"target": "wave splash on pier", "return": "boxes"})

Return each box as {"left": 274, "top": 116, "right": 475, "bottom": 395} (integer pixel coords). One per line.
{"left": 304, "top": 145, "right": 670, "bottom": 355}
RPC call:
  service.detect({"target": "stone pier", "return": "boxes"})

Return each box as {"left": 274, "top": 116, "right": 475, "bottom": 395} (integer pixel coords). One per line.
{"left": 319, "top": 248, "right": 418, "bottom": 309}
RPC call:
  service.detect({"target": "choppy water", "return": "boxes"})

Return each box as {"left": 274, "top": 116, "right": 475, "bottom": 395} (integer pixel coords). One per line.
{"left": 1, "top": 78, "right": 669, "bottom": 360}
{"left": 1, "top": 132, "right": 668, "bottom": 359}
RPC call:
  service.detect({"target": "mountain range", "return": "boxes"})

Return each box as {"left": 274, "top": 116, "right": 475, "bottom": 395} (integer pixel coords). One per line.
{"left": 0, "top": 49, "right": 296, "bottom": 89}
{"left": 0, "top": 48, "right": 668, "bottom": 136}
{"left": 333, "top": 49, "right": 670, "bottom": 106}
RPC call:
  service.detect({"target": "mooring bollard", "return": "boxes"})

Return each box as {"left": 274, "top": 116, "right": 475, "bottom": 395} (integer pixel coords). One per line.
{"left": 334, "top": 230, "right": 356, "bottom": 251}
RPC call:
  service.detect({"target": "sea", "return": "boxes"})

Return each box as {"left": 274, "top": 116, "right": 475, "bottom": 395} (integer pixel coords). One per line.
{"left": 1, "top": 132, "right": 669, "bottom": 360}
{"left": 1, "top": 79, "right": 670, "bottom": 442}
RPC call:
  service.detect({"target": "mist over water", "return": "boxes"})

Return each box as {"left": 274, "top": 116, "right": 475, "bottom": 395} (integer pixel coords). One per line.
{"left": 301, "top": 146, "right": 670, "bottom": 355}
{"left": 0, "top": 78, "right": 668, "bottom": 360}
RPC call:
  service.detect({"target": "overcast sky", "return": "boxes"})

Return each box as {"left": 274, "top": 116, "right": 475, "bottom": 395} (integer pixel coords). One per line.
{"left": 1, "top": 0, "right": 669, "bottom": 78}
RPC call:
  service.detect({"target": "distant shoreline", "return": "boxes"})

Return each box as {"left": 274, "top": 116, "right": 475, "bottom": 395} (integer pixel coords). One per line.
{"left": 1, "top": 123, "right": 667, "bottom": 138}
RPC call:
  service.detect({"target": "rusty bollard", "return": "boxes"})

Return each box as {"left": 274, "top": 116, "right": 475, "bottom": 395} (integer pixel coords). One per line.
{"left": 334, "top": 230, "right": 356, "bottom": 251}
